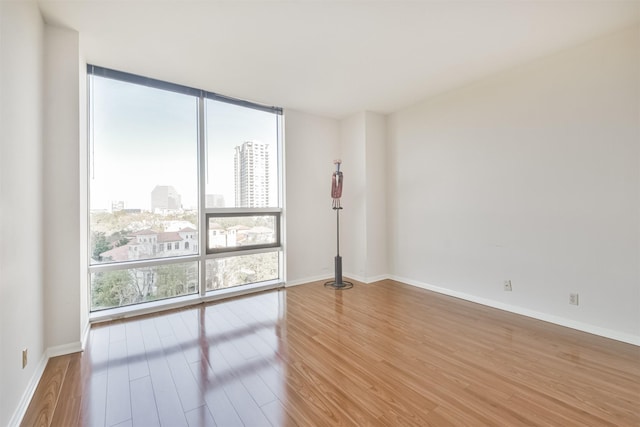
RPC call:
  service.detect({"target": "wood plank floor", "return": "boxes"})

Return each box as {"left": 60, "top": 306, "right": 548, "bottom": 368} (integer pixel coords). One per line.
{"left": 22, "top": 279, "right": 640, "bottom": 426}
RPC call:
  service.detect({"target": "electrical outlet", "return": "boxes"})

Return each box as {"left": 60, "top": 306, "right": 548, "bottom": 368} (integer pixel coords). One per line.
{"left": 22, "top": 349, "right": 28, "bottom": 369}
{"left": 569, "top": 293, "right": 579, "bottom": 306}
{"left": 503, "top": 280, "right": 512, "bottom": 291}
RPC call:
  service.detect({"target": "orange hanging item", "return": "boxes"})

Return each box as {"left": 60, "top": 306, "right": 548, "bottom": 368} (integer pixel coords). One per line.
{"left": 331, "top": 159, "right": 343, "bottom": 209}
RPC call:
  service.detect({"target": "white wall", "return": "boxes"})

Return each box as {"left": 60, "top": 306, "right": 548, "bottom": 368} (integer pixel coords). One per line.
{"left": 284, "top": 109, "right": 341, "bottom": 285}
{"left": 387, "top": 26, "right": 640, "bottom": 343}
{"left": 43, "top": 25, "right": 82, "bottom": 353}
{"left": 340, "top": 111, "right": 388, "bottom": 282}
{"left": 0, "top": 3, "right": 45, "bottom": 425}
{"left": 340, "top": 113, "right": 367, "bottom": 280}
{"left": 364, "top": 112, "right": 388, "bottom": 281}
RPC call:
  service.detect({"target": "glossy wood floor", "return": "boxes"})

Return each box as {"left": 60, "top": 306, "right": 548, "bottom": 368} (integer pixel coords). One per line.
{"left": 22, "top": 280, "right": 640, "bottom": 426}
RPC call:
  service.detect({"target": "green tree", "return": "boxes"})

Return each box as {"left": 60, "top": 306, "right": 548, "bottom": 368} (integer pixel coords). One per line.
{"left": 91, "top": 231, "right": 111, "bottom": 261}
{"left": 155, "top": 263, "right": 195, "bottom": 298}
{"left": 91, "top": 269, "right": 136, "bottom": 310}
{"left": 113, "top": 231, "right": 131, "bottom": 247}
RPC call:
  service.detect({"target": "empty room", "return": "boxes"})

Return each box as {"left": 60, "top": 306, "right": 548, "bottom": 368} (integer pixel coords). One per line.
{"left": 1, "top": 0, "right": 639, "bottom": 426}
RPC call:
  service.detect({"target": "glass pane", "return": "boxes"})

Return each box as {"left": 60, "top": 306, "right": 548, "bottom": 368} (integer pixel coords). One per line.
{"left": 91, "top": 261, "right": 198, "bottom": 311}
{"left": 208, "top": 215, "right": 278, "bottom": 252}
{"left": 205, "top": 99, "right": 279, "bottom": 208}
{"left": 89, "top": 76, "right": 199, "bottom": 265}
{"left": 206, "top": 252, "right": 279, "bottom": 291}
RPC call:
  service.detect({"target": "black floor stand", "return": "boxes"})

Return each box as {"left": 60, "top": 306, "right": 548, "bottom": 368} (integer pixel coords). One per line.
{"left": 324, "top": 207, "right": 353, "bottom": 290}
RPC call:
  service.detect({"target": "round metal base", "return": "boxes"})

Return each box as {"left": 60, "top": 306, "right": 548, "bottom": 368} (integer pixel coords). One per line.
{"left": 324, "top": 280, "right": 354, "bottom": 290}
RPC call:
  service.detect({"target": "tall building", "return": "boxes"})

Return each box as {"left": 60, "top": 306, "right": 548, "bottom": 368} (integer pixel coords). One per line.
{"left": 111, "top": 200, "right": 125, "bottom": 212}
{"left": 206, "top": 194, "right": 226, "bottom": 208}
{"left": 234, "top": 141, "right": 269, "bottom": 207}
{"left": 151, "top": 185, "right": 182, "bottom": 213}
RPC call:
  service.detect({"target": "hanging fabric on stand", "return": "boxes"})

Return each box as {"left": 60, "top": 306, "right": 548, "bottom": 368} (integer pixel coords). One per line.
{"left": 325, "top": 159, "right": 353, "bottom": 290}
{"left": 332, "top": 160, "right": 343, "bottom": 209}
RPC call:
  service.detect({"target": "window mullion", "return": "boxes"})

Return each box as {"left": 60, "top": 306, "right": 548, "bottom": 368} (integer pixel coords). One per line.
{"left": 198, "top": 95, "right": 207, "bottom": 297}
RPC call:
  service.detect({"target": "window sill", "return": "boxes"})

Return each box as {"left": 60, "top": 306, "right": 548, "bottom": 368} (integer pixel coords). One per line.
{"left": 89, "top": 280, "right": 284, "bottom": 324}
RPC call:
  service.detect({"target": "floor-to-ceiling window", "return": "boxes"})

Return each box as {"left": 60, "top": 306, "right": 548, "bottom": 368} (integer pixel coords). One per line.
{"left": 87, "top": 66, "right": 283, "bottom": 312}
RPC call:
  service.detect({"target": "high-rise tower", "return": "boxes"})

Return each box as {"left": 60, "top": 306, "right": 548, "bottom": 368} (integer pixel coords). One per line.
{"left": 234, "top": 141, "right": 269, "bottom": 207}
{"left": 151, "top": 185, "right": 182, "bottom": 212}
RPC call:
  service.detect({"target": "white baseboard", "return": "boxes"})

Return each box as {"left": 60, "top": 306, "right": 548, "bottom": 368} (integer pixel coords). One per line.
{"left": 286, "top": 274, "right": 390, "bottom": 287}
{"left": 8, "top": 341, "right": 85, "bottom": 427}
{"left": 7, "top": 351, "right": 48, "bottom": 427}
{"left": 363, "top": 274, "right": 389, "bottom": 284}
{"left": 342, "top": 272, "right": 365, "bottom": 283}
{"left": 81, "top": 321, "right": 91, "bottom": 350}
{"left": 47, "top": 341, "right": 83, "bottom": 358}
{"left": 286, "top": 274, "right": 332, "bottom": 287}
{"left": 390, "top": 275, "right": 640, "bottom": 346}
{"left": 342, "top": 273, "right": 390, "bottom": 284}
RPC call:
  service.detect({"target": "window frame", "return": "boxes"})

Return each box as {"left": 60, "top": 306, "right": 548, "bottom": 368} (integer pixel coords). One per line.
{"left": 87, "top": 65, "right": 284, "bottom": 314}
{"left": 205, "top": 211, "right": 281, "bottom": 255}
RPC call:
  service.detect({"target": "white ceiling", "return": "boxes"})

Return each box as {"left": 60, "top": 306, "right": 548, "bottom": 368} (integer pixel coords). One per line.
{"left": 38, "top": 0, "right": 639, "bottom": 118}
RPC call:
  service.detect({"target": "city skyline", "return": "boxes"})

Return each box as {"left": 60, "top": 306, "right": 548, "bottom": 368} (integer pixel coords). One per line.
{"left": 96, "top": 137, "right": 271, "bottom": 214}
{"left": 89, "top": 75, "right": 279, "bottom": 211}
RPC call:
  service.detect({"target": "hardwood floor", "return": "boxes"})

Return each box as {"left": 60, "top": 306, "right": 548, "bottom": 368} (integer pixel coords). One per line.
{"left": 22, "top": 279, "right": 640, "bottom": 426}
